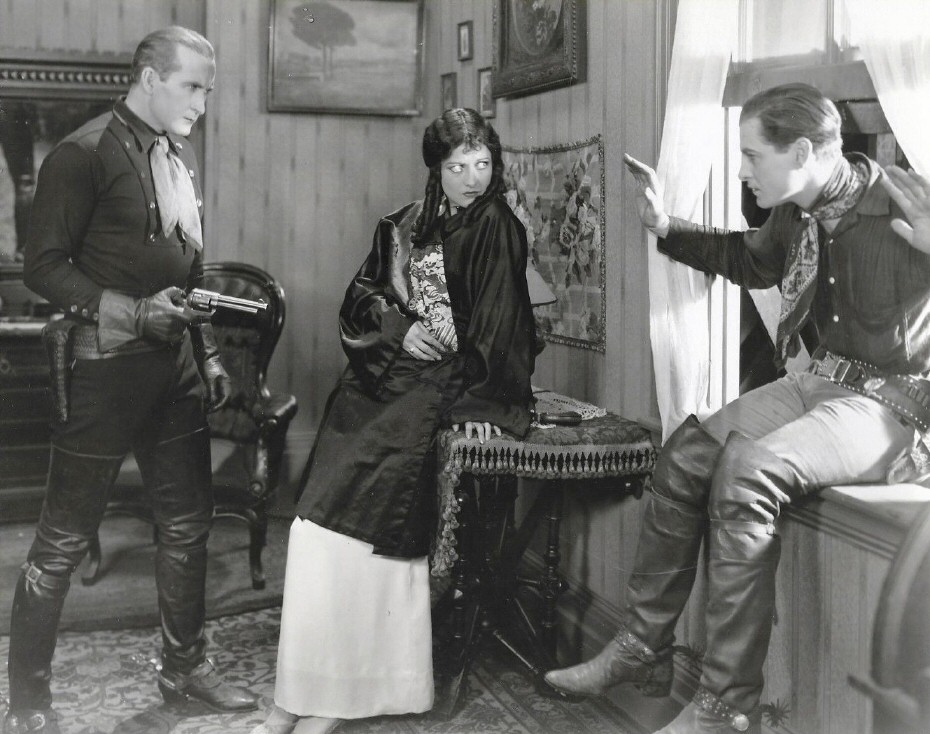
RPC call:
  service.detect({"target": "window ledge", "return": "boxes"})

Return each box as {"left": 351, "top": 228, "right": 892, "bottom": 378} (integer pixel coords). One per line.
{"left": 785, "top": 483, "right": 930, "bottom": 559}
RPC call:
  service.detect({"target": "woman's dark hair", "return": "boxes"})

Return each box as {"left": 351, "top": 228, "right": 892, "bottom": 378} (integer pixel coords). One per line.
{"left": 131, "top": 26, "right": 215, "bottom": 84}
{"left": 740, "top": 83, "right": 842, "bottom": 159}
{"left": 412, "top": 108, "right": 505, "bottom": 244}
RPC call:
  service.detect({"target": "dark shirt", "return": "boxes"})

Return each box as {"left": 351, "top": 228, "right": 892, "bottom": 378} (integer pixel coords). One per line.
{"left": 658, "top": 154, "right": 930, "bottom": 375}
{"left": 23, "top": 100, "right": 204, "bottom": 321}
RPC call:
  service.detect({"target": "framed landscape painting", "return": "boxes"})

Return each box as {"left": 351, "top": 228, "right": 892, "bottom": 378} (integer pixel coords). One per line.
{"left": 267, "top": 0, "right": 424, "bottom": 115}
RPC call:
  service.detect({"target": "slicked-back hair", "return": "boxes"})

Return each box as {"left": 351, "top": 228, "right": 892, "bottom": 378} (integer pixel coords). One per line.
{"left": 740, "top": 83, "right": 842, "bottom": 159}
{"left": 131, "top": 26, "right": 214, "bottom": 84}
{"left": 412, "top": 108, "right": 505, "bottom": 245}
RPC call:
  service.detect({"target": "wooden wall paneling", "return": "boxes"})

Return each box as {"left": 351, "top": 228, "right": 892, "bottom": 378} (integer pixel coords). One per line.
{"left": 287, "top": 117, "right": 320, "bottom": 431}
{"left": 263, "top": 112, "right": 297, "bottom": 394}
{"left": 120, "top": 0, "right": 150, "bottom": 53}
{"left": 93, "top": 0, "right": 122, "bottom": 52}
{"left": 34, "top": 0, "right": 67, "bottom": 50}
{"left": 237, "top": 0, "right": 268, "bottom": 266}
{"left": 826, "top": 533, "right": 862, "bottom": 734}
{"left": 171, "top": 0, "right": 203, "bottom": 29}
{"left": 66, "top": 0, "right": 95, "bottom": 52}
{"left": 4, "top": 0, "right": 40, "bottom": 49}
{"left": 204, "top": 3, "right": 244, "bottom": 264}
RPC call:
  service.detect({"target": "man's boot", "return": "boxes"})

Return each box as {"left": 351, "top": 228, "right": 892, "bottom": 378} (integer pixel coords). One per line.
{"left": 5, "top": 448, "right": 123, "bottom": 733}
{"left": 4, "top": 566, "right": 67, "bottom": 734}
{"left": 139, "top": 428, "right": 258, "bottom": 713}
{"left": 545, "top": 415, "right": 719, "bottom": 697}
{"left": 660, "top": 432, "right": 794, "bottom": 733}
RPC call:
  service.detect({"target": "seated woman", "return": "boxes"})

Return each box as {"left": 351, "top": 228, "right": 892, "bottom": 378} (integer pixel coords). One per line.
{"left": 252, "top": 108, "right": 537, "bottom": 734}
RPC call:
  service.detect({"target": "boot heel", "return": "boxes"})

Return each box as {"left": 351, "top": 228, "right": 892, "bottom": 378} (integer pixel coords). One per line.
{"left": 634, "top": 655, "right": 673, "bottom": 697}
{"left": 158, "top": 680, "right": 190, "bottom": 706}
{"left": 635, "top": 677, "right": 672, "bottom": 697}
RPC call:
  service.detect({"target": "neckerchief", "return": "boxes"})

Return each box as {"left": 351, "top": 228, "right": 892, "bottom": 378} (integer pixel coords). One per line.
{"left": 150, "top": 136, "right": 203, "bottom": 251}
{"left": 774, "top": 157, "right": 868, "bottom": 366}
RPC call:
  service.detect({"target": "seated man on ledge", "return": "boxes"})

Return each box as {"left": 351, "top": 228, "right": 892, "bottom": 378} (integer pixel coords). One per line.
{"left": 545, "top": 83, "right": 930, "bottom": 733}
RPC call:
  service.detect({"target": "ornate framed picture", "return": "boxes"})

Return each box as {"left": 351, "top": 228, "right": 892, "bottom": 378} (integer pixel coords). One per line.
{"left": 440, "top": 72, "right": 457, "bottom": 111}
{"left": 492, "top": 0, "right": 586, "bottom": 98}
{"left": 457, "top": 20, "right": 474, "bottom": 62}
{"left": 267, "top": 0, "right": 425, "bottom": 115}
{"left": 477, "top": 67, "right": 496, "bottom": 118}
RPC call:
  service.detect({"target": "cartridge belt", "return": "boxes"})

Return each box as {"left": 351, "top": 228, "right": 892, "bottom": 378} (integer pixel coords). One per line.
{"left": 72, "top": 324, "right": 168, "bottom": 360}
{"left": 807, "top": 348, "right": 930, "bottom": 432}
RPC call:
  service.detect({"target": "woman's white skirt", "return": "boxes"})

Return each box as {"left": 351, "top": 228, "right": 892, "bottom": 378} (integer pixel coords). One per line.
{"left": 273, "top": 518, "right": 434, "bottom": 719}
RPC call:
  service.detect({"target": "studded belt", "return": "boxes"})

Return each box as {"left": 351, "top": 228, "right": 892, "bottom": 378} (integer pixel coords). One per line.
{"left": 807, "top": 348, "right": 930, "bottom": 432}
{"left": 72, "top": 324, "right": 168, "bottom": 360}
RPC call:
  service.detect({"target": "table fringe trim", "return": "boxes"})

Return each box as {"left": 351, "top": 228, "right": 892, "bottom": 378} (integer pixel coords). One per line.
{"left": 429, "top": 437, "right": 658, "bottom": 578}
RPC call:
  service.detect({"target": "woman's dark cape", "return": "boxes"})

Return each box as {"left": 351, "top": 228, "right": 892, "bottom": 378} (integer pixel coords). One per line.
{"left": 295, "top": 197, "right": 536, "bottom": 558}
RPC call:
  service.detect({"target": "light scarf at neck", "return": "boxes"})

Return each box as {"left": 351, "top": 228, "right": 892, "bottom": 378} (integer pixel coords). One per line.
{"left": 774, "top": 156, "right": 868, "bottom": 367}
{"left": 150, "top": 136, "right": 203, "bottom": 251}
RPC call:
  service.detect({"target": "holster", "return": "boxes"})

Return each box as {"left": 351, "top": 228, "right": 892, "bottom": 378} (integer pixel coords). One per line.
{"left": 40, "top": 318, "right": 77, "bottom": 424}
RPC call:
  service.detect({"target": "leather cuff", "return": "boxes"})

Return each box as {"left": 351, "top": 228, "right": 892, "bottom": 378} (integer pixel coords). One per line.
{"left": 97, "top": 290, "right": 141, "bottom": 352}
{"left": 613, "top": 627, "right": 659, "bottom": 664}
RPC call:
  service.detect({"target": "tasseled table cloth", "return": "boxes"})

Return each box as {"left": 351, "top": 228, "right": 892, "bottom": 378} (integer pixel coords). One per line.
{"left": 430, "top": 413, "right": 658, "bottom": 577}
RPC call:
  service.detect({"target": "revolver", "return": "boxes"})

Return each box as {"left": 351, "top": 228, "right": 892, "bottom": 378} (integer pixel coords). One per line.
{"left": 186, "top": 288, "right": 268, "bottom": 315}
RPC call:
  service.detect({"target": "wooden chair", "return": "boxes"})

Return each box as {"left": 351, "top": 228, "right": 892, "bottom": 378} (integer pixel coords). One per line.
{"left": 82, "top": 261, "right": 298, "bottom": 590}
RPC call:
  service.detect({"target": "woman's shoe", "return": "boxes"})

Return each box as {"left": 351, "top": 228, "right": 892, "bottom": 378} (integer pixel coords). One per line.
{"left": 249, "top": 704, "right": 299, "bottom": 734}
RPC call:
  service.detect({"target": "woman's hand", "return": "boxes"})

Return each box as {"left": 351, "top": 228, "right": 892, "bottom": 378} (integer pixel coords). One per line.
{"left": 881, "top": 165, "right": 930, "bottom": 255}
{"left": 452, "top": 421, "right": 502, "bottom": 444}
{"left": 623, "top": 153, "right": 670, "bottom": 237}
{"left": 403, "top": 321, "right": 448, "bottom": 361}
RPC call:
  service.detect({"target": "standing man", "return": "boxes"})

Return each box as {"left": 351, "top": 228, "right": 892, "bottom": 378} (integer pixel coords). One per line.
{"left": 4, "top": 27, "right": 257, "bottom": 734}
{"left": 545, "top": 83, "right": 930, "bottom": 733}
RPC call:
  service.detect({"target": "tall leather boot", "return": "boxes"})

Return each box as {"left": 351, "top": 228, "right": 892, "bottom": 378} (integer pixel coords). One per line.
{"left": 545, "top": 415, "right": 720, "bottom": 697}
{"left": 657, "top": 432, "right": 794, "bottom": 733}
{"left": 137, "top": 428, "right": 257, "bottom": 713}
{"left": 5, "top": 448, "right": 124, "bottom": 734}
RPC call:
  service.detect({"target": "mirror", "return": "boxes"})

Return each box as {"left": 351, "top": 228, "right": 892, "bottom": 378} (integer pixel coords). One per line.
{"left": 0, "top": 51, "right": 131, "bottom": 316}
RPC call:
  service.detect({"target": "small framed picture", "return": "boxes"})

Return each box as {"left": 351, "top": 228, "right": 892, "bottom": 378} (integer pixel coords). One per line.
{"left": 477, "top": 67, "right": 495, "bottom": 118}
{"left": 440, "top": 72, "right": 457, "bottom": 111}
{"left": 457, "top": 21, "right": 474, "bottom": 62}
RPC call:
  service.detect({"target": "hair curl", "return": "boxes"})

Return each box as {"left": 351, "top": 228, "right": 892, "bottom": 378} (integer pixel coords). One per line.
{"left": 131, "top": 26, "right": 215, "bottom": 84}
{"left": 412, "top": 108, "right": 505, "bottom": 244}
{"left": 740, "top": 83, "right": 842, "bottom": 159}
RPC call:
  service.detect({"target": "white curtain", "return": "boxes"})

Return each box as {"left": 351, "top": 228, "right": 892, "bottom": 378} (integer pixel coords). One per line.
{"left": 649, "top": 0, "right": 739, "bottom": 440}
{"left": 843, "top": 0, "right": 930, "bottom": 175}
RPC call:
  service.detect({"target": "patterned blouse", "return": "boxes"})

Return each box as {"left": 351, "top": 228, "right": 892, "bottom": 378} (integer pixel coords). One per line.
{"left": 407, "top": 243, "right": 458, "bottom": 351}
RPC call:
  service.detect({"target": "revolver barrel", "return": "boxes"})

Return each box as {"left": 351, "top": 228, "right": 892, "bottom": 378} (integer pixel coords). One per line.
{"left": 188, "top": 288, "right": 268, "bottom": 315}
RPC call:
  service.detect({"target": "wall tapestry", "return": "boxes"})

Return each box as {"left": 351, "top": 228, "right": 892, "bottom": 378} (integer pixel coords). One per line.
{"left": 503, "top": 135, "right": 605, "bottom": 351}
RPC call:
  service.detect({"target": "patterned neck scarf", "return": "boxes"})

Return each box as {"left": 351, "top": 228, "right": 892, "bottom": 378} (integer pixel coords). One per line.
{"left": 774, "top": 156, "right": 868, "bottom": 366}
{"left": 150, "top": 136, "right": 203, "bottom": 251}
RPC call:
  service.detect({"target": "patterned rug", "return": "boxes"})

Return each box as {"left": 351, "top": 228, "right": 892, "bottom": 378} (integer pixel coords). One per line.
{"left": 0, "top": 607, "right": 637, "bottom": 734}
{"left": 0, "top": 515, "right": 290, "bottom": 632}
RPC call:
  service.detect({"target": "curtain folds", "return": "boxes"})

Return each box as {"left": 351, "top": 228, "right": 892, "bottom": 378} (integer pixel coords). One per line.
{"left": 649, "top": 0, "right": 738, "bottom": 440}
{"left": 843, "top": 0, "right": 930, "bottom": 176}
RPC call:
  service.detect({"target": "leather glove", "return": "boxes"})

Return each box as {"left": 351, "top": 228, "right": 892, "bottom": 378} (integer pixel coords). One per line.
{"left": 98, "top": 287, "right": 201, "bottom": 352}
{"left": 135, "top": 286, "right": 201, "bottom": 343}
{"left": 189, "top": 322, "right": 233, "bottom": 412}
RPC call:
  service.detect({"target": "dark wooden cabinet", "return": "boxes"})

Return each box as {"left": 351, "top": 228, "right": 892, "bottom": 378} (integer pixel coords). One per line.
{"left": 0, "top": 265, "right": 54, "bottom": 521}
{"left": 0, "top": 321, "right": 52, "bottom": 521}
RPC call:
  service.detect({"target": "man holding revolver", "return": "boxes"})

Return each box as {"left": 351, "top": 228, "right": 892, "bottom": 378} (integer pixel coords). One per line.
{"left": 4, "top": 27, "right": 257, "bottom": 733}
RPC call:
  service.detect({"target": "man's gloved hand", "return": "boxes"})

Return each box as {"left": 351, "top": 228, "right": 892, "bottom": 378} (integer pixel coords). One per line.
{"left": 202, "top": 354, "right": 232, "bottom": 412}
{"left": 189, "top": 321, "right": 233, "bottom": 412}
{"left": 135, "top": 286, "right": 202, "bottom": 343}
